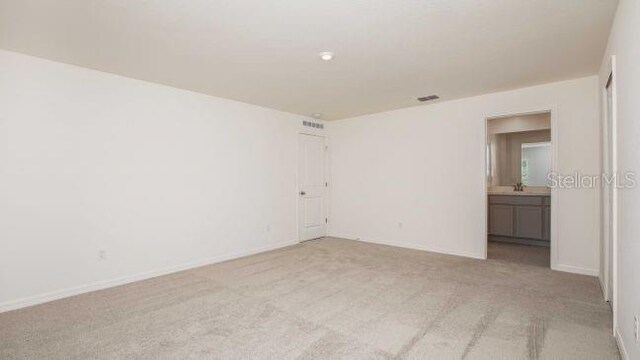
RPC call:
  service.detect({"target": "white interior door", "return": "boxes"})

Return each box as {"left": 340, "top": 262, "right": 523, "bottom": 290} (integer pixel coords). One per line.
{"left": 298, "top": 134, "right": 327, "bottom": 241}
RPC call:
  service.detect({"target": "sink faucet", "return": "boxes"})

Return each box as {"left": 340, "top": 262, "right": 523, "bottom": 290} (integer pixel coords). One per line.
{"left": 513, "top": 182, "right": 525, "bottom": 192}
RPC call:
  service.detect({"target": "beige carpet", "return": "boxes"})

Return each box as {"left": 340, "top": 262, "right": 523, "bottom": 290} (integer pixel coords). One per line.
{"left": 488, "top": 241, "right": 551, "bottom": 268}
{"left": 0, "top": 237, "right": 619, "bottom": 359}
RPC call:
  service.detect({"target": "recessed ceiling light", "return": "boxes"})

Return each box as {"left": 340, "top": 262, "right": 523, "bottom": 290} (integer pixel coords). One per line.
{"left": 311, "top": 113, "right": 323, "bottom": 118}
{"left": 319, "top": 52, "right": 334, "bottom": 61}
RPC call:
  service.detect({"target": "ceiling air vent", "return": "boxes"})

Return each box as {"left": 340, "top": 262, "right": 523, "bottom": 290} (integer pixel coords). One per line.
{"left": 417, "top": 95, "right": 439, "bottom": 102}
{"left": 303, "top": 120, "right": 324, "bottom": 129}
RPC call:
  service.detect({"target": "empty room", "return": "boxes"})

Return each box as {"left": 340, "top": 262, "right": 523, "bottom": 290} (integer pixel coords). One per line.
{"left": 1, "top": 1, "right": 639, "bottom": 359}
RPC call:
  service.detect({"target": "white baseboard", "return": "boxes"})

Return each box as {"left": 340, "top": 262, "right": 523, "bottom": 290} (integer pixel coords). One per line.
{"left": 552, "top": 263, "right": 599, "bottom": 276}
{"left": 331, "top": 235, "right": 600, "bottom": 276}
{"left": 0, "top": 239, "right": 299, "bottom": 314}
{"left": 615, "top": 327, "right": 629, "bottom": 360}
{"left": 332, "top": 235, "right": 485, "bottom": 260}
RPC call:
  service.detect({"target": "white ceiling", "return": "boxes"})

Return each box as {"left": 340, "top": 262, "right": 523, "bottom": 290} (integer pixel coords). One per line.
{"left": 0, "top": 0, "right": 617, "bottom": 120}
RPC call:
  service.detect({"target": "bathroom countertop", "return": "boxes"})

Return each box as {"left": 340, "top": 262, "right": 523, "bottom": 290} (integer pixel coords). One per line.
{"left": 487, "top": 191, "right": 551, "bottom": 196}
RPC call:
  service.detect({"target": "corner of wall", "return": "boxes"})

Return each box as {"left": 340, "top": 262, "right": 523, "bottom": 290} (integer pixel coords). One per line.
{"left": 553, "top": 264, "right": 599, "bottom": 277}
{"left": 615, "top": 327, "right": 629, "bottom": 360}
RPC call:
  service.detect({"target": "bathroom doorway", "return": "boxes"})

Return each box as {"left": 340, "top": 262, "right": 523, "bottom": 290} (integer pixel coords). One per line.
{"left": 484, "top": 111, "right": 555, "bottom": 268}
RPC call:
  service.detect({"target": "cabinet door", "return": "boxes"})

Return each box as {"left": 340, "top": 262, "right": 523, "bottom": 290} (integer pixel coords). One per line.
{"left": 543, "top": 206, "right": 551, "bottom": 240}
{"left": 489, "top": 204, "right": 514, "bottom": 236}
{"left": 515, "top": 206, "right": 543, "bottom": 239}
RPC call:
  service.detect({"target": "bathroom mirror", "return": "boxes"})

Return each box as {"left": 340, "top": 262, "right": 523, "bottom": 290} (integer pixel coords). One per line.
{"left": 487, "top": 129, "right": 551, "bottom": 187}
{"left": 521, "top": 142, "right": 551, "bottom": 186}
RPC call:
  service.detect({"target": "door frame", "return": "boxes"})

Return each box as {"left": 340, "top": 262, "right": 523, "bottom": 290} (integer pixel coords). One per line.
{"left": 600, "top": 55, "right": 618, "bottom": 334}
{"left": 483, "top": 107, "right": 559, "bottom": 271}
{"left": 297, "top": 132, "right": 330, "bottom": 242}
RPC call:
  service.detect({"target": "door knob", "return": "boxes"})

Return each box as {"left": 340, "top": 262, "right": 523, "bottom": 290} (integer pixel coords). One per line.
{"left": 300, "top": 191, "right": 306, "bottom": 195}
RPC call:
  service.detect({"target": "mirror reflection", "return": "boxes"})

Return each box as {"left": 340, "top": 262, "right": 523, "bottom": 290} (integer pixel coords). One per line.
{"left": 487, "top": 113, "right": 551, "bottom": 189}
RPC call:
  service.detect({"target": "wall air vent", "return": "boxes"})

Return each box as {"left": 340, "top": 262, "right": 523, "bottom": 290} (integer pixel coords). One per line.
{"left": 417, "top": 95, "right": 440, "bottom": 102}
{"left": 303, "top": 120, "right": 324, "bottom": 129}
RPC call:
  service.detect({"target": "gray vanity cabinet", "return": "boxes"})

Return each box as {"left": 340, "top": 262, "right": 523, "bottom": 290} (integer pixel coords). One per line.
{"left": 514, "top": 206, "right": 542, "bottom": 239}
{"left": 489, "top": 205, "right": 514, "bottom": 236}
{"left": 488, "top": 195, "right": 550, "bottom": 246}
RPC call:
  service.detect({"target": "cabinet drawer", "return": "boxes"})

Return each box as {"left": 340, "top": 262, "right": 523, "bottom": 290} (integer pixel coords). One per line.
{"left": 489, "top": 195, "right": 542, "bottom": 206}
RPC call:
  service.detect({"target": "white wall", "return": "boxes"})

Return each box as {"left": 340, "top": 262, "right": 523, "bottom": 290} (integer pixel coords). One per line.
{"left": 0, "top": 50, "right": 324, "bottom": 312}
{"left": 328, "top": 76, "right": 600, "bottom": 274}
{"left": 599, "top": 0, "right": 640, "bottom": 358}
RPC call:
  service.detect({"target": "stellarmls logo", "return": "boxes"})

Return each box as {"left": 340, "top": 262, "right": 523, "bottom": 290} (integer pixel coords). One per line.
{"left": 547, "top": 172, "right": 637, "bottom": 189}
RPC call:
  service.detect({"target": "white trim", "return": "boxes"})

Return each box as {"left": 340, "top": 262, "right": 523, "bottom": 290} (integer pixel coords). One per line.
{"left": 0, "top": 239, "right": 298, "bottom": 314}
{"left": 339, "top": 236, "right": 485, "bottom": 260}
{"left": 599, "top": 55, "right": 618, "bottom": 334}
{"left": 615, "top": 327, "right": 628, "bottom": 360}
{"left": 521, "top": 142, "right": 551, "bottom": 149}
{"left": 483, "top": 106, "right": 559, "bottom": 271}
{"left": 610, "top": 57, "right": 619, "bottom": 335}
{"left": 598, "top": 80, "right": 607, "bottom": 299}
{"left": 550, "top": 107, "right": 559, "bottom": 272}
{"left": 553, "top": 264, "right": 599, "bottom": 277}
{"left": 483, "top": 118, "right": 490, "bottom": 260}
{"left": 601, "top": 77, "right": 612, "bottom": 302}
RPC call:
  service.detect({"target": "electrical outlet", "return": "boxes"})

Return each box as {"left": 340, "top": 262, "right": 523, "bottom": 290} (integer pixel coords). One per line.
{"left": 398, "top": 222, "right": 404, "bottom": 229}
{"left": 266, "top": 224, "right": 271, "bottom": 233}
{"left": 98, "top": 249, "right": 107, "bottom": 261}
{"left": 634, "top": 315, "right": 639, "bottom": 342}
